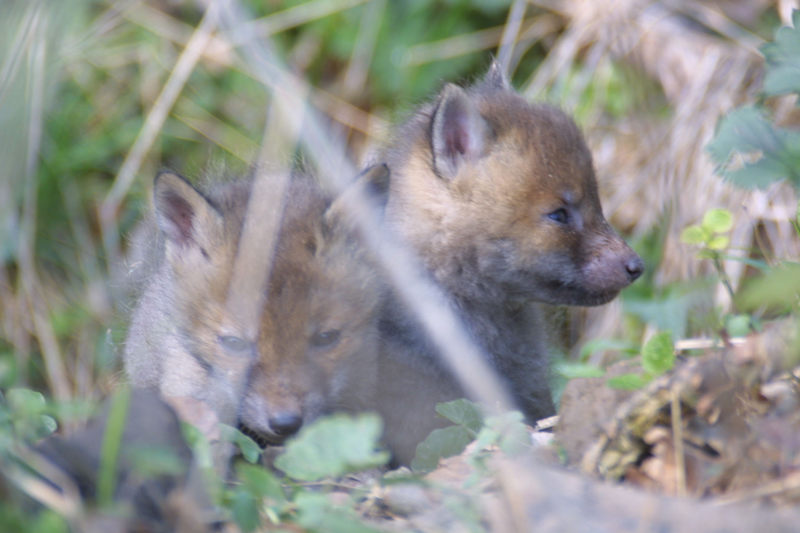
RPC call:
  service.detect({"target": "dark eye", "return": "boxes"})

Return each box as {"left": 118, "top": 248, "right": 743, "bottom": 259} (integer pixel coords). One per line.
{"left": 218, "top": 335, "right": 251, "bottom": 354}
{"left": 547, "top": 208, "right": 569, "bottom": 225}
{"left": 311, "top": 329, "right": 341, "bottom": 348}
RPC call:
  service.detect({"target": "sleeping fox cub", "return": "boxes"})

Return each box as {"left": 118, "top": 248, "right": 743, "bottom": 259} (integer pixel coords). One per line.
{"left": 124, "top": 166, "right": 388, "bottom": 444}
{"left": 376, "top": 63, "right": 644, "bottom": 464}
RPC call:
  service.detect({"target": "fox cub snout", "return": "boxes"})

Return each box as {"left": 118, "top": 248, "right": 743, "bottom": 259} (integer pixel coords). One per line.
{"left": 124, "top": 166, "right": 388, "bottom": 444}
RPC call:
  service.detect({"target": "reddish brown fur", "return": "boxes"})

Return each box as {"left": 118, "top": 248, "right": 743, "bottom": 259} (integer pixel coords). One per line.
{"left": 375, "top": 64, "right": 643, "bottom": 464}
{"left": 125, "top": 168, "right": 386, "bottom": 444}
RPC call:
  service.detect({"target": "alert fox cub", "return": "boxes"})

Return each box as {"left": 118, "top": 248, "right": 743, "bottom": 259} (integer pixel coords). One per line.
{"left": 376, "top": 63, "right": 643, "bottom": 464}
{"left": 124, "top": 166, "right": 388, "bottom": 444}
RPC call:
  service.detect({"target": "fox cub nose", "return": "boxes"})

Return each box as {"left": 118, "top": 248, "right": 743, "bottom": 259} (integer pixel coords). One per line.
{"left": 269, "top": 413, "right": 303, "bottom": 437}
{"left": 625, "top": 255, "right": 645, "bottom": 282}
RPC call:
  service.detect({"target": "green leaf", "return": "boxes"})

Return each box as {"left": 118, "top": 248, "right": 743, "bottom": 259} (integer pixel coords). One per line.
{"left": 411, "top": 425, "right": 473, "bottom": 472}
{"left": 7, "top": 388, "right": 47, "bottom": 414}
{"left": 680, "top": 225, "right": 707, "bottom": 245}
{"left": 702, "top": 208, "right": 733, "bottom": 233}
{"left": 607, "top": 373, "right": 650, "bottom": 390}
{"left": 483, "top": 411, "right": 529, "bottom": 456}
{"left": 577, "top": 338, "right": 639, "bottom": 360}
{"left": 230, "top": 488, "right": 260, "bottom": 533}
{"left": 435, "top": 399, "right": 484, "bottom": 433}
{"left": 725, "top": 314, "right": 752, "bottom": 337}
{"left": 553, "top": 361, "right": 605, "bottom": 379}
{"left": 294, "top": 492, "right": 381, "bottom": 533}
{"left": 706, "top": 235, "right": 730, "bottom": 251}
{"left": 235, "top": 463, "right": 286, "bottom": 504}
{"left": 219, "top": 425, "right": 262, "bottom": 464}
{"left": 274, "top": 414, "right": 388, "bottom": 481}
{"left": 707, "top": 106, "right": 800, "bottom": 190}
{"left": 641, "top": 331, "right": 675, "bottom": 376}
{"left": 737, "top": 262, "right": 800, "bottom": 311}
{"left": 761, "top": 13, "right": 800, "bottom": 96}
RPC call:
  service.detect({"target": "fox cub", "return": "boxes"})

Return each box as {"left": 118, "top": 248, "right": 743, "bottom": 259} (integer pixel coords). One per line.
{"left": 376, "top": 63, "right": 644, "bottom": 464}
{"left": 124, "top": 166, "right": 388, "bottom": 444}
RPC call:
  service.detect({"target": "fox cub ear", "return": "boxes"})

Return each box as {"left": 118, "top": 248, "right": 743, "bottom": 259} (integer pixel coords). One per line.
{"left": 153, "top": 171, "right": 222, "bottom": 251}
{"left": 484, "top": 59, "right": 510, "bottom": 90}
{"left": 323, "top": 163, "right": 390, "bottom": 232}
{"left": 431, "top": 83, "right": 489, "bottom": 180}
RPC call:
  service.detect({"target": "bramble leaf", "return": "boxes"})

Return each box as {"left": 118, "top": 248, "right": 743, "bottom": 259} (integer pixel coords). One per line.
{"left": 761, "top": 12, "right": 800, "bottom": 96}
{"left": 641, "top": 331, "right": 675, "bottom": 376}
{"left": 274, "top": 414, "right": 388, "bottom": 481}
{"left": 411, "top": 425, "right": 473, "bottom": 472}
{"left": 435, "top": 398, "right": 484, "bottom": 433}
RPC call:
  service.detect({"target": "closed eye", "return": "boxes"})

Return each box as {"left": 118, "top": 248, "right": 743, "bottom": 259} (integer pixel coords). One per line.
{"left": 311, "top": 329, "right": 341, "bottom": 348}
{"left": 547, "top": 208, "right": 569, "bottom": 225}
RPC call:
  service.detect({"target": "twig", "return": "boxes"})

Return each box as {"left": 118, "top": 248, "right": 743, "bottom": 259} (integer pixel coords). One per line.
{"left": 670, "top": 386, "right": 687, "bottom": 497}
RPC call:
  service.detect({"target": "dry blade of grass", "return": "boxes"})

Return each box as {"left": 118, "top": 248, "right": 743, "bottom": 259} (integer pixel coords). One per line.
{"left": 16, "top": 9, "right": 72, "bottom": 401}
{"left": 240, "top": 0, "right": 370, "bottom": 43}
{"left": 101, "top": 1, "right": 220, "bottom": 265}
{"left": 496, "top": 0, "right": 527, "bottom": 73}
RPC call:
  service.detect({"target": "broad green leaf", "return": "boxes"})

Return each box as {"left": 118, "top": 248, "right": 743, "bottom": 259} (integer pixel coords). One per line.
{"left": 230, "top": 489, "right": 260, "bottom": 533}
{"left": 607, "top": 373, "right": 650, "bottom": 390}
{"left": 219, "top": 424, "right": 261, "bottom": 464}
{"left": 641, "top": 331, "right": 675, "bottom": 376}
{"left": 483, "top": 411, "right": 529, "bottom": 456}
{"left": 680, "top": 225, "right": 707, "bottom": 245}
{"left": 707, "top": 105, "right": 800, "bottom": 190}
{"left": 725, "top": 314, "right": 752, "bottom": 337}
{"left": 411, "top": 425, "right": 473, "bottom": 472}
{"left": 761, "top": 13, "right": 800, "bottom": 96}
{"left": 294, "top": 492, "right": 381, "bottom": 533}
{"left": 737, "top": 262, "right": 800, "bottom": 311}
{"left": 702, "top": 208, "right": 733, "bottom": 233}
{"left": 707, "top": 235, "right": 730, "bottom": 251}
{"left": 274, "top": 414, "right": 388, "bottom": 481}
{"left": 7, "top": 388, "right": 47, "bottom": 414}
{"left": 553, "top": 361, "right": 605, "bottom": 379}
{"left": 435, "top": 398, "right": 484, "bottom": 433}
{"left": 236, "top": 463, "right": 286, "bottom": 503}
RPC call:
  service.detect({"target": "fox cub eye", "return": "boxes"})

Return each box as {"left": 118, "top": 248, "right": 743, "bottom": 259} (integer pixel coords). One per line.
{"left": 547, "top": 208, "right": 569, "bottom": 225}
{"left": 311, "top": 329, "right": 341, "bottom": 348}
{"left": 218, "top": 335, "right": 251, "bottom": 354}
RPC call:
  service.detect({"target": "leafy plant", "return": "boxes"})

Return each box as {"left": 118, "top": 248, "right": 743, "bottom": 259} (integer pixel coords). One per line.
{"left": 707, "top": 11, "right": 800, "bottom": 191}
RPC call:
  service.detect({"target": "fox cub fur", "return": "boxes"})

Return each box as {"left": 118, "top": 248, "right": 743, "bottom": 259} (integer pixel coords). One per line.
{"left": 376, "top": 63, "right": 644, "bottom": 464}
{"left": 124, "top": 166, "right": 388, "bottom": 444}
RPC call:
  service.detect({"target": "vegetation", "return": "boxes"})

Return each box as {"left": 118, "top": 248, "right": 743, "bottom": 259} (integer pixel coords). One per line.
{"left": 1, "top": 0, "right": 799, "bottom": 531}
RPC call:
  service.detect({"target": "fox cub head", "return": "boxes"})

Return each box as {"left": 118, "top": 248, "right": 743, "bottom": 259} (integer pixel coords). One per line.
{"left": 384, "top": 63, "right": 643, "bottom": 306}
{"left": 149, "top": 166, "right": 388, "bottom": 444}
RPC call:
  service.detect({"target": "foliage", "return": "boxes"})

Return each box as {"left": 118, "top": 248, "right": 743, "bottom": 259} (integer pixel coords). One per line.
{"left": 707, "top": 11, "right": 800, "bottom": 190}
{"left": 274, "top": 413, "right": 389, "bottom": 481}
